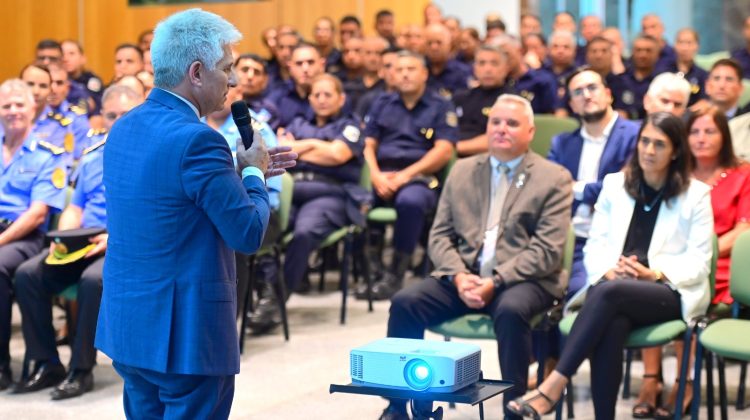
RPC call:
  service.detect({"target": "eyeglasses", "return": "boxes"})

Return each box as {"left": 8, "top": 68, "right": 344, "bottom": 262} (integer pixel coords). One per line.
{"left": 570, "top": 83, "right": 602, "bottom": 97}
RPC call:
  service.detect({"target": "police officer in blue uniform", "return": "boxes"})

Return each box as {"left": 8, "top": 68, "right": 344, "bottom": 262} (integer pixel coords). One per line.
{"left": 612, "top": 34, "right": 663, "bottom": 120}
{"left": 335, "top": 37, "right": 368, "bottom": 115}
{"left": 498, "top": 35, "right": 559, "bottom": 114}
{"left": 454, "top": 45, "right": 511, "bottom": 157}
{"left": 47, "top": 64, "right": 90, "bottom": 161}
{"left": 660, "top": 29, "right": 708, "bottom": 107}
{"left": 355, "top": 47, "right": 399, "bottom": 120}
{"left": 313, "top": 17, "right": 342, "bottom": 74}
{"left": 541, "top": 30, "right": 579, "bottom": 115}
{"left": 235, "top": 54, "right": 281, "bottom": 131}
{"left": 253, "top": 73, "right": 365, "bottom": 325}
{"left": 62, "top": 40, "right": 103, "bottom": 116}
{"left": 359, "top": 50, "right": 457, "bottom": 300}
{"left": 0, "top": 79, "right": 68, "bottom": 391}
{"left": 641, "top": 14, "right": 677, "bottom": 71}
{"left": 269, "top": 43, "right": 324, "bottom": 128}
{"left": 424, "top": 24, "right": 471, "bottom": 101}
{"left": 12, "top": 85, "right": 143, "bottom": 399}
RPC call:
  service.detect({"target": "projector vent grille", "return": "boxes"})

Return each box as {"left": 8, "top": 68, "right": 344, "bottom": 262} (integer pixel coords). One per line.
{"left": 455, "top": 352, "right": 481, "bottom": 385}
{"left": 350, "top": 354, "right": 364, "bottom": 379}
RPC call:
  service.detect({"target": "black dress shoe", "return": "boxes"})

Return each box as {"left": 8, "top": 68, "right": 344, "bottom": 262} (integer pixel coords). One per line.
{"left": 50, "top": 370, "right": 93, "bottom": 400}
{"left": 247, "top": 295, "right": 281, "bottom": 334}
{"left": 0, "top": 365, "right": 12, "bottom": 391}
{"left": 11, "top": 362, "right": 66, "bottom": 394}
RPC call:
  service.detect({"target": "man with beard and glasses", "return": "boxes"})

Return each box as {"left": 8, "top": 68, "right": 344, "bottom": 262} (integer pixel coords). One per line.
{"left": 548, "top": 68, "right": 639, "bottom": 301}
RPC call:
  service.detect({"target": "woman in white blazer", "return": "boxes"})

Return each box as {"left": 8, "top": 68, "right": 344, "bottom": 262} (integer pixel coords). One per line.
{"left": 508, "top": 112, "right": 713, "bottom": 420}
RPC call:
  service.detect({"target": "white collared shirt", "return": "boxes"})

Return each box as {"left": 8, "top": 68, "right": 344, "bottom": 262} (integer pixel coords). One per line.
{"left": 572, "top": 113, "right": 618, "bottom": 238}
{"left": 160, "top": 88, "right": 200, "bottom": 119}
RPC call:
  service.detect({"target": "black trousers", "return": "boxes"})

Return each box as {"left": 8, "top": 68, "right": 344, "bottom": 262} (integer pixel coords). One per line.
{"left": 14, "top": 251, "right": 105, "bottom": 371}
{"left": 387, "top": 277, "right": 555, "bottom": 419}
{"left": 0, "top": 230, "right": 44, "bottom": 365}
{"left": 556, "top": 279, "right": 682, "bottom": 420}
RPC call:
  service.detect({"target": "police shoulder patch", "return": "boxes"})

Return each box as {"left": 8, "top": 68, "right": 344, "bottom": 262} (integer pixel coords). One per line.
{"left": 52, "top": 167, "right": 66, "bottom": 189}
{"left": 87, "top": 77, "right": 102, "bottom": 92}
{"left": 69, "top": 105, "right": 87, "bottom": 116}
{"left": 446, "top": 111, "right": 458, "bottom": 128}
{"left": 343, "top": 125, "right": 361, "bottom": 143}
{"left": 37, "top": 141, "right": 65, "bottom": 155}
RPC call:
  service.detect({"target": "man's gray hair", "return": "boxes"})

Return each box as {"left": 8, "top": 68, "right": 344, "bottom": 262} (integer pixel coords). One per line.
{"left": 493, "top": 94, "right": 535, "bottom": 126}
{"left": 0, "top": 79, "right": 34, "bottom": 106}
{"left": 151, "top": 8, "right": 242, "bottom": 89}
{"left": 102, "top": 84, "right": 143, "bottom": 104}
{"left": 549, "top": 30, "right": 577, "bottom": 47}
{"left": 646, "top": 72, "right": 691, "bottom": 105}
{"left": 396, "top": 49, "right": 427, "bottom": 67}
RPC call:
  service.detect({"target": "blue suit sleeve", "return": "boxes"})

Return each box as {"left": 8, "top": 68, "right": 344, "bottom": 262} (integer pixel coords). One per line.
{"left": 547, "top": 134, "right": 563, "bottom": 163}
{"left": 180, "top": 129, "right": 270, "bottom": 254}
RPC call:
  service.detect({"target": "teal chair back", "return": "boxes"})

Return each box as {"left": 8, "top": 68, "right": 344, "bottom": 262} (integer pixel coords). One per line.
{"left": 531, "top": 115, "right": 579, "bottom": 157}
{"left": 279, "top": 173, "right": 294, "bottom": 233}
{"left": 740, "top": 79, "right": 750, "bottom": 108}
{"left": 730, "top": 230, "right": 750, "bottom": 306}
{"left": 694, "top": 51, "right": 730, "bottom": 71}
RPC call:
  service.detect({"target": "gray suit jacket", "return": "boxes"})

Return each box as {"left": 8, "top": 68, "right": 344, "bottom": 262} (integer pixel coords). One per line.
{"left": 429, "top": 152, "right": 573, "bottom": 299}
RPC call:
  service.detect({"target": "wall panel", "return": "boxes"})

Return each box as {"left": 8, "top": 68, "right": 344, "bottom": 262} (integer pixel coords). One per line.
{"left": 0, "top": 0, "right": 427, "bottom": 82}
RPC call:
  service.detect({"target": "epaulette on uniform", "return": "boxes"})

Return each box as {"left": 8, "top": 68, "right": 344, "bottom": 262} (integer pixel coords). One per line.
{"left": 37, "top": 140, "right": 65, "bottom": 155}
{"left": 48, "top": 111, "right": 72, "bottom": 127}
{"left": 69, "top": 104, "right": 87, "bottom": 116}
{"left": 82, "top": 138, "right": 106, "bottom": 155}
{"left": 86, "top": 128, "right": 108, "bottom": 138}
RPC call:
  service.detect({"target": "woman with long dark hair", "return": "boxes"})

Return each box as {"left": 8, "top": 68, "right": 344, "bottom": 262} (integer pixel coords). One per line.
{"left": 507, "top": 112, "right": 713, "bottom": 420}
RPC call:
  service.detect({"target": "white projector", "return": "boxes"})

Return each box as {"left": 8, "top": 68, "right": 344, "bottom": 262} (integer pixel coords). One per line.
{"left": 350, "top": 338, "right": 481, "bottom": 393}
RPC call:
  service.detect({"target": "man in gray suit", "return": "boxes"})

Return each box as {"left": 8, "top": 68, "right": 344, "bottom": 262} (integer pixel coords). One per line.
{"left": 379, "top": 94, "right": 573, "bottom": 420}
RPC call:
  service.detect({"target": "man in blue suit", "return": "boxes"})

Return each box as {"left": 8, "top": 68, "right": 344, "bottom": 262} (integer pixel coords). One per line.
{"left": 95, "top": 9, "right": 295, "bottom": 419}
{"left": 548, "top": 68, "right": 639, "bottom": 299}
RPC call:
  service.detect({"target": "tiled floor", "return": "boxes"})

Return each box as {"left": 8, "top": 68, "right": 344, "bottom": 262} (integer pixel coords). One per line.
{"left": 1, "top": 274, "right": 748, "bottom": 419}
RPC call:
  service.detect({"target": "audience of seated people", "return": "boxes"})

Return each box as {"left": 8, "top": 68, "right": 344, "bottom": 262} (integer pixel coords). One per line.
{"left": 2, "top": 7, "right": 750, "bottom": 419}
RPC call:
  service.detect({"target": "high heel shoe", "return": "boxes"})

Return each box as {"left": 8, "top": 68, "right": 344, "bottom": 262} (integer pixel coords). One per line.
{"left": 654, "top": 378, "right": 693, "bottom": 419}
{"left": 633, "top": 373, "right": 663, "bottom": 418}
{"left": 507, "top": 389, "right": 561, "bottom": 419}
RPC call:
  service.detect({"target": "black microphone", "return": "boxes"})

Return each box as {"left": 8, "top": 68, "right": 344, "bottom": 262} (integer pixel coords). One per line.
{"left": 231, "top": 100, "right": 254, "bottom": 150}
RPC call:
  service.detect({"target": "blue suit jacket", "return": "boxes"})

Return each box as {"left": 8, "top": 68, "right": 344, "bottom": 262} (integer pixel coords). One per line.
{"left": 548, "top": 116, "right": 639, "bottom": 214}
{"left": 96, "top": 88, "right": 270, "bottom": 376}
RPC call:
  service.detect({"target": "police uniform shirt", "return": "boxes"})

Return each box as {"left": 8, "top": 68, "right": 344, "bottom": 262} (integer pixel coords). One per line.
{"left": 540, "top": 61, "right": 577, "bottom": 112}
{"left": 611, "top": 68, "right": 660, "bottom": 120}
{"left": 454, "top": 85, "right": 510, "bottom": 140}
{"left": 426, "top": 59, "right": 472, "bottom": 100}
{"left": 246, "top": 95, "right": 281, "bottom": 131}
{"left": 268, "top": 80, "right": 314, "bottom": 128}
{"left": 661, "top": 61, "right": 708, "bottom": 106}
{"left": 211, "top": 110, "right": 282, "bottom": 210}
{"left": 72, "top": 134, "right": 107, "bottom": 229}
{"left": 656, "top": 42, "right": 677, "bottom": 72}
{"left": 66, "top": 80, "right": 92, "bottom": 116}
{"left": 363, "top": 91, "right": 458, "bottom": 171}
{"left": 509, "top": 68, "right": 559, "bottom": 114}
{"left": 266, "top": 58, "right": 285, "bottom": 92}
{"left": 731, "top": 48, "right": 750, "bottom": 79}
{"left": 355, "top": 87, "right": 386, "bottom": 120}
{"left": 31, "top": 103, "right": 88, "bottom": 166}
{"left": 333, "top": 70, "right": 368, "bottom": 117}
{"left": 575, "top": 44, "right": 588, "bottom": 67}
{"left": 325, "top": 48, "right": 343, "bottom": 74}
{"left": 0, "top": 135, "right": 67, "bottom": 226}
{"left": 73, "top": 70, "right": 104, "bottom": 114}
{"left": 285, "top": 112, "right": 364, "bottom": 184}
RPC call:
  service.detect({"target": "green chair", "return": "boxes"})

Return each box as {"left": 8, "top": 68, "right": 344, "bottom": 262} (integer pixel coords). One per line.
{"left": 694, "top": 51, "right": 730, "bottom": 72}
{"left": 693, "top": 230, "right": 750, "bottom": 420}
{"left": 739, "top": 79, "right": 750, "bottom": 109}
{"left": 239, "top": 173, "right": 293, "bottom": 349}
{"left": 531, "top": 115, "right": 579, "bottom": 157}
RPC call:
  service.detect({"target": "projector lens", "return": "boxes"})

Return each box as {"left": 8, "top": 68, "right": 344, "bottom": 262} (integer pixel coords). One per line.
{"left": 404, "top": 359, "right": 433, "bottom": 391}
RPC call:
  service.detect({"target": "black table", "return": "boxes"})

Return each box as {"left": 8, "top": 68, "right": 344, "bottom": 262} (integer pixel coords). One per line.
{"left": 329, "top": 378, "right": 514, "bottom": 419}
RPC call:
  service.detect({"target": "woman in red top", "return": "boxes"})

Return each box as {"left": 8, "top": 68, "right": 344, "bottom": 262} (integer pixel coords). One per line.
{"left": 634, "top": 106, "right": 750, "bottom": 419}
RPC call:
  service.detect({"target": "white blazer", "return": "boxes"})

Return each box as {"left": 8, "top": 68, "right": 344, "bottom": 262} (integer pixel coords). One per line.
{"left": 582, "top": 172, "right": 713, "bottom": 321}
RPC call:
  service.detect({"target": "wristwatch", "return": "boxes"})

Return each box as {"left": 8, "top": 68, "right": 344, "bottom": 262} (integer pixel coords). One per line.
{"left": 653, "top": 270, "right": 664, "bottom": 283}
